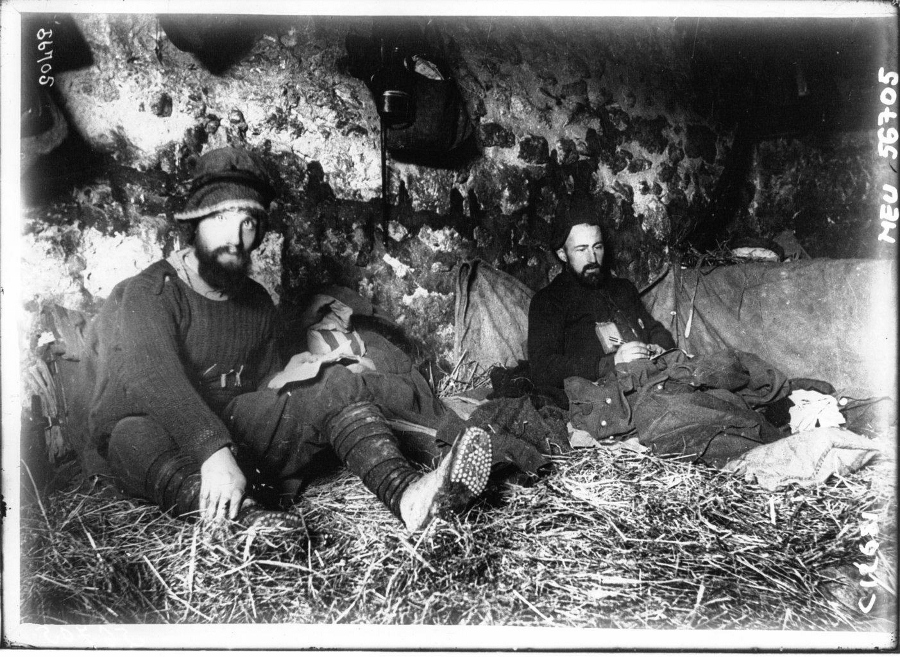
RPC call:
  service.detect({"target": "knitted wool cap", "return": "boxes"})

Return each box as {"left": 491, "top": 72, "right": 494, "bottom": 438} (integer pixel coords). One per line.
{"left": 174, "top": 147, "right": 276, "bottom": 221}
{"left": 551, "top": 191, "right": 602, "bottom": 250}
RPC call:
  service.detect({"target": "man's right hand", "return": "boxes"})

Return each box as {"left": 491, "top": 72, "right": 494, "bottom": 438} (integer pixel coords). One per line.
{"left": 199, "top": 446, "right": 247, "bottom": 522}
{"left": 267, "top": 351, "right": 320, "bottom": 389}
{"left": 614, "top": 341, "right": 653, "bottom": 365}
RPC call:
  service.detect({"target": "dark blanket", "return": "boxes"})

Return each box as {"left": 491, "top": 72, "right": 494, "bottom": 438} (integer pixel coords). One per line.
{"left": 437, "top": 396, "right": 570, "bottom": 476}
{"left": 488, "top": 360, "right": 570, "bottom": 410}
{"left": 567, "top": 349, "right": 794, "bottom": 468}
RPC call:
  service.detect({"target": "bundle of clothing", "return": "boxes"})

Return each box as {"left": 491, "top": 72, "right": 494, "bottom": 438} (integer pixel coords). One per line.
{"left": 566, "top": 348, "right": 791, "bottom": 468}
{"left": 494, "top": 347, "right": 888, "bottom": 489}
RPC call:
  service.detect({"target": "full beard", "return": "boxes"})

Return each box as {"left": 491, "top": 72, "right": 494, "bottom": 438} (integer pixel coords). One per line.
{"left": 572, "top": 263, "right": 607, "bottom": 289}
{"left": 195, "top": 243, "right": 250, "bottom": 295}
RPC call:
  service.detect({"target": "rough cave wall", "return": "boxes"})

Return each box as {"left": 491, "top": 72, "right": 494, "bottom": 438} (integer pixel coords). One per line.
{"left": 748, "top": 132, "right": 886, "bottom": 259}
{"left": 22, "top": 14, "right": 734, "bottom": 371}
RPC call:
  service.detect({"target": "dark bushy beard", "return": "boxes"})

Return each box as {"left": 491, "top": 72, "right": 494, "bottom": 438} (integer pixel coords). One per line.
{"left": 195, "top": 242, "right": 250, "bottom": 295}
{"left": 571, "top": 262, "right": 608, "bottom": 289}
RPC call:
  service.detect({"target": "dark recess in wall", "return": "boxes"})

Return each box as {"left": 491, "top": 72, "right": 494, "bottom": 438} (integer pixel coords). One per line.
{"left": 678, "top": 17, "right": 894, "bottom": 255}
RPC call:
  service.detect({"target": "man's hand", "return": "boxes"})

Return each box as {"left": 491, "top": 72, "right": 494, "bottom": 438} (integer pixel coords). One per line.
{"left": 199, "top": 446, "right": 246, "bottom": 522}
{"left": 284, "top": 351, "right": 319, "bottom": 368}
{"left": 267, "top": 351, "right": 321, "bottom": 389}
{"left": 614, "top": 341, "right": 653, "bottom": 364}
{"left": 346, "top": 356, "right": 376, "bottom": 374}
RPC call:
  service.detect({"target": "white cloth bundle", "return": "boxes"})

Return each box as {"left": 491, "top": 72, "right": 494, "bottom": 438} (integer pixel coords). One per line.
{"left": 788, "top": 389, "right": 845, "bottom": 433}
{"left": 267, "top": 296, "right": 372, "bottom": 389}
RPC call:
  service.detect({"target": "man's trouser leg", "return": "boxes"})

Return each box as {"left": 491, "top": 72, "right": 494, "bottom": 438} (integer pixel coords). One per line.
{"left": 108, "top": 366, "right": 472, "bottom": 523}
{"left": 107, "top": 416, "right": 202, "bottom": 518}
{"left": 323, "top": 400, "right": 420, "bottom": 519}
{"left": 227, "top": 365, "right": 423, "bottom": 520}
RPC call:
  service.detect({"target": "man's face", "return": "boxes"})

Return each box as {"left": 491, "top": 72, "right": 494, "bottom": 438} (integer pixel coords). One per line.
{"left": 194, "top": 210, "right": 260, "bottom": 291}
{"left": 557, "top": 223, "right": 605, "bottom": 287}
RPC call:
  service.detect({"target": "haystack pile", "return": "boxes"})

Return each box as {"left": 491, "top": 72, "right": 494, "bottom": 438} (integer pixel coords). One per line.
{"left": 21, "top": 434, "right": 896, "bottom": 630}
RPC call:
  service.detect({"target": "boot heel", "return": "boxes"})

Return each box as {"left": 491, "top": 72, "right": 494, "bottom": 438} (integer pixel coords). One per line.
{"left": 447, "top": 426, "right": 491, "bottom": 499}
{"left": 400, "top": 426, "right": 493, "bottom": 531}
{"left": 235, "top": 501, "right": 307, "bottom": 535}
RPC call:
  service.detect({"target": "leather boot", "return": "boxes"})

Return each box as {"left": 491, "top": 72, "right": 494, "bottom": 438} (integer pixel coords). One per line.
{"left": 398, "top": 426, "right": 492, "bottom": 532}
{"left": 144, "top": 450, "right": 202, "bottom": 519}
{"left": 235, "top": 498, "right": 307, "bottom": 535}
{"left": 325, "top": 401, "right": 492, "bottom": 531}
{"left": 324, "top": 401, "right": 420, "bottom": 520}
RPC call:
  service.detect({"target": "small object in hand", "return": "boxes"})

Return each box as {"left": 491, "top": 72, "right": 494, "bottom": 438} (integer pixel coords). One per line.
{"left": 649, "top": 346, "right": 672, "bottom": 361}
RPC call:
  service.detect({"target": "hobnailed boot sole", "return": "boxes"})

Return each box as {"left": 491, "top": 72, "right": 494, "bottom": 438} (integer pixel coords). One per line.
{"left": 400, "top": 426, "right": 492, "bottom": 532}
{"left": 235, "top": 501, "right": 308, "bottom": 536}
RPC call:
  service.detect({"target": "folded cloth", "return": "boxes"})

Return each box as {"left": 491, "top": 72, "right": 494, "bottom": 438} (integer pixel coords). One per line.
{"left": 268, "top": 296, "right": 375, "bottom": 388}
{"left": 723, "top": 426, "right": 880, "bottom": 491}
{"left": 568, "top": 423, "right": 599, "bottom": 448}
{"left": 633, "top": 386, "right": 782, "bottom": 468}
{"left": 488, "top": 360, "right": 570, "bottom": 410}
{"left": 839, "top": 395, "right": 896, "bottom": 437}
{"left": 306, "top": 296, "right": 367, "bottom": 357}
{"left": 788, "top": 389, "right": 845, "bottom": 432}
{"left": 442, "top": 393, "right": 490, "bottom": 421}
{"left": 567, "top": 424, "right": 647, "bottom": 451}
{"left": 267, "top": 343, "right": 364, "bottom": 388}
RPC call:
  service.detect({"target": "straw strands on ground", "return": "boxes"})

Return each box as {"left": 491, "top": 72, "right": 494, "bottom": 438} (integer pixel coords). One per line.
{"left": 434, "top": 352, "right": 492, "bottom": 398}
{"left": 21, "top": 437, "right": 896, "bottom": 630}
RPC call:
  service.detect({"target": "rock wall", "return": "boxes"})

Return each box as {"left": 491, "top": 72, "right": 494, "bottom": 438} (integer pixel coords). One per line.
{"left": 22, "top": 14, "right": 738, "bottom": 371}
{"left": 748, "top": 131, "right": 888, "bottom": 259}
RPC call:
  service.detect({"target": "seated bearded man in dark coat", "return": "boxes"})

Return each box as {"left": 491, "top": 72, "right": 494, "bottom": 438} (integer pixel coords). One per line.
{"left": 526, "top": 199, "right": 800, "bottom": 468}
{"left": 84, "top": 147, "right": 491, "bottom": 532}
{"left": 527, "top": 204, "right": 676, "bottom": 391}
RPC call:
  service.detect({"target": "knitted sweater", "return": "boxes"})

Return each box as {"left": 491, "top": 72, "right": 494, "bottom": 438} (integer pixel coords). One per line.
{"left": 86, "top": 260, "right": 280, "bottom": 474}
{"left": 527, "top": 269, "right": 676, "bottom": 389}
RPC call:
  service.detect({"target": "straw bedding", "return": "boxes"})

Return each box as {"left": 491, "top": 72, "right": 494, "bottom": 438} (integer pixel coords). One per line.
{"left": 21, "top": 432, "right": 896, "bottom": 630}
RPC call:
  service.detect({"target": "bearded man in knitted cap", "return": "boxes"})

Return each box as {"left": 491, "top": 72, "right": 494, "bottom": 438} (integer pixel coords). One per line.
{"left": 527, "top": 193, "right": 676, "bottom": 390}
{"left": 84, "top": 147, "right": 491, "bottom": 532}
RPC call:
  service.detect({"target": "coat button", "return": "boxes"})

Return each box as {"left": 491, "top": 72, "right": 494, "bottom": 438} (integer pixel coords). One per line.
{"left": 605, "top": 398, "right": 612, "bottom": 404}
{"left": 600, "top": 420, "right": 607, "bottom": 427}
